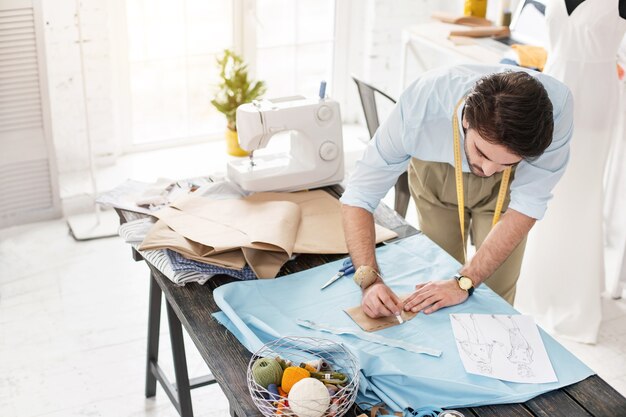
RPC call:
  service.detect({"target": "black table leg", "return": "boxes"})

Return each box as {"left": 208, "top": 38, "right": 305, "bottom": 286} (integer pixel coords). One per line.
{"left": 146, "top": 274, "right": 162, "bottom": 398}
{"left": 166, "top": 301, "right": 194, "bottom": 417}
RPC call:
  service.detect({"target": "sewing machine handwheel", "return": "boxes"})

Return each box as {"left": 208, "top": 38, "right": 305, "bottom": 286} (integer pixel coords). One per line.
{"left": 319, "top": 141, "right": 339, "bottom": 161}
{"left": 316, "top": 105, "right": 334, "bottom": 122}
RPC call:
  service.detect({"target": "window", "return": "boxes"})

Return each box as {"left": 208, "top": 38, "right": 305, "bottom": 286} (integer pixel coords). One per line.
{"left": 254, "top": 0, "right": 335, "bottom": 98}
{"left": 124, "top": 0, "right": 232, "bottom": 146}
{"left": 121, "top": 0, "right": 336, "bottom": 149}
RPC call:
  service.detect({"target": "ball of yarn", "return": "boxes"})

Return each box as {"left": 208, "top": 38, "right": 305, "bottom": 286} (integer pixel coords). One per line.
{"left": 281, "top": 366, "right": 310, "bottom": 393}
{"left": 267, "top": 383, "right": 280, "bottom": 402}
{"left": 288, "top": 378, "right": 331, "bottom": 417}
{"left": 252, "top": 357, "right": 283, "bottom": 389}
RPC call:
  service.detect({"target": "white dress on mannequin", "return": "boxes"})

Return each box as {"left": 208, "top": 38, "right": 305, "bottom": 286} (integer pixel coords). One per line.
{"left": 605, "top": 38, "right": 626, "bottom": 299}
{"left": 516, "top": 0, "right": 626, "bottom": 343}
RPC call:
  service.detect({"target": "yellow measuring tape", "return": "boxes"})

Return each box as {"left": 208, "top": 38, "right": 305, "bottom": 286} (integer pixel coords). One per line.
{"left": 452, "top": 99, "right": 511, "bottom": 263}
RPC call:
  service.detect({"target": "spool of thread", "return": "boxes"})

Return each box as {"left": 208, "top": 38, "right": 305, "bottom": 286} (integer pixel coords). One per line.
{"left": 275, "top": 356, "right": 292, "bottom": 370}
{"left": 252, "top": 357, "right": 284, "bottom": 389}
{"left": 281, "top": 366, "right": 310, "bottom": 393}
{"left": 300, "top": 362, "right": 318, "bottom": 373}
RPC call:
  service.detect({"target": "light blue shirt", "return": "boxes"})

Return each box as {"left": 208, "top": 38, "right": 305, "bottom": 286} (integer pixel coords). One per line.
{"left": 341, "top": 64, "right": 574, "bottom": 220}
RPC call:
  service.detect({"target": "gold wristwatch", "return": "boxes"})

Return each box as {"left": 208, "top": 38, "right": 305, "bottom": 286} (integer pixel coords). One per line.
{"left": 454, "top": 273, "right": 475, "bottom": 296}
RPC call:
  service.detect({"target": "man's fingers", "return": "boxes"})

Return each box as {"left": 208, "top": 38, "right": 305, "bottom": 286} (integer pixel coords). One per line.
{"left": 411, "top": 293, "right": 439, "bottom": 313}
{"left": 378, "top": 288, "right": 403, "bottom": 315}
{"left": 424, "top": 300, "right": 446, "bottom": 314}
{"left": 404, "top": 284, "right": 430, "bottom": 310}
{"left": 362, "top": 287, "right": 395, "bottom": 318}
{"left": 405, "top": 289, "right": 433, "bottom": 311}
{"left": 375, "top": 295, "right": 398, "bottom": 317}
{"left": 362, "top": 302, "right": 375, "bottom": 318}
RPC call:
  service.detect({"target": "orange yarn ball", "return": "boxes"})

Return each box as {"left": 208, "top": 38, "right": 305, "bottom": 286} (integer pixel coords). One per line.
{"left": 281, "top": 366, "right": 310, "bottom": 393}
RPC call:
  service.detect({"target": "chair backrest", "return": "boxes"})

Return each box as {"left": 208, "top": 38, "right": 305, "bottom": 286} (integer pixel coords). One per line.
{"left": 351, "top": 76, "right": 410, "bottom": 218}
{"left": 352, "top": 76, "right": 397, "bottom": 139}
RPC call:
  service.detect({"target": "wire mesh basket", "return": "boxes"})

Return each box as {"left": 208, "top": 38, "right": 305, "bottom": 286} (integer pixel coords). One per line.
{"left": 246, "top": 336, "right": 360, "bottom": 417}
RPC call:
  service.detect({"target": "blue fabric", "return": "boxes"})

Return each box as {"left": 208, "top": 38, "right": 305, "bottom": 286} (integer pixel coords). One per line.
{"left": 339, "top": 64, "right": 574, "bottom": 220}
{"left": 166, "top": 249, "right": 257, "bottom": 280}
{"left": 212, "top": 234, "right": 594, "bottom": 414}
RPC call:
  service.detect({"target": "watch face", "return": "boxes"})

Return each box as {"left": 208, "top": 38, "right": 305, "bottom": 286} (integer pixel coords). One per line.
{"left": 458, "top": 276, "right": 473, "bottom": 290}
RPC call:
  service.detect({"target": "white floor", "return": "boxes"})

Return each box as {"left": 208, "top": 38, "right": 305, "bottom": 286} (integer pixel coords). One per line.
{"left": 1, "top": 128, "right": 626, "bottom": 416}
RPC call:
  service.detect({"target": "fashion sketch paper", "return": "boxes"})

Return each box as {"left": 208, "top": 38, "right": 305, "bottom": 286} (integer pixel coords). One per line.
{"left": 450, "top": 313, "right": 558, "bottom": 383}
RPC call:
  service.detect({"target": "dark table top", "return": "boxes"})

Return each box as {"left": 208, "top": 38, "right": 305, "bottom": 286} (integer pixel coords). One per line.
{"left": 120, "top": 185, "right": 626, "bottom": 417}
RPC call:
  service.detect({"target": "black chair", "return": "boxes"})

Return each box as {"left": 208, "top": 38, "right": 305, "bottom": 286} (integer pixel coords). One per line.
{"left": 352, "top": 76, "right": 411, "bottom": 218}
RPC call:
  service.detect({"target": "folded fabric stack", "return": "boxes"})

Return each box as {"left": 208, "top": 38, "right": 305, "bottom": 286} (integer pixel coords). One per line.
{"left": 138, "top": 189, "right": 398, "bottom": 280}
{"left": 118, "top": 218, "right": 211, "bottom": 285}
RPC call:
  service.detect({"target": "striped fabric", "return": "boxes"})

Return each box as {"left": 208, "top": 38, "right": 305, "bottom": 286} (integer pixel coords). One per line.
{"left": 118, "top": 217, "right": 212, "bottom": 286}
{"left": 166, "top": 250, "right": 257, "bottom": 280}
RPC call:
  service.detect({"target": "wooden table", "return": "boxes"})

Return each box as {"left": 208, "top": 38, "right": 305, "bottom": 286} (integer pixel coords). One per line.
{"left": 117, "top": 186, "right": 626, "bottom": 417}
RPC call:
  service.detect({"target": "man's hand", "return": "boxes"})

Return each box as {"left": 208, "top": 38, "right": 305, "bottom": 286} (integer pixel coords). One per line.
{"left": 362, "top": 282, "right": 404, "bottom": 318}
{"left": 403, "top": 279, "right": 468, "bottom": 314}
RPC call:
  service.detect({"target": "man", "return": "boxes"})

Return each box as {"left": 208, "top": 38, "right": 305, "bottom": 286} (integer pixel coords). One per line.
{"left": 340, "top": 64, "right": 573, "bottom": 319}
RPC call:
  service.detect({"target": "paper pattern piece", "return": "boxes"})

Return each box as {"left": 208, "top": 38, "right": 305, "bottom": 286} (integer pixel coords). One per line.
{"left": 139, "top": 218, "right": 247, "bottom": 269}
{"left": 146, "top": 198, "right": 299, "bottom": 278}
{"left": 139, "top": 190, "right": 398, "bottom": 279}
{"left": 344, "top": 294, "right": 417, "bottom": 332}
{"left": 245, "top": 191, "right": 397, "bottom": 254}
{"left": 450, "top": 314, "right": 558, "bottom": 384}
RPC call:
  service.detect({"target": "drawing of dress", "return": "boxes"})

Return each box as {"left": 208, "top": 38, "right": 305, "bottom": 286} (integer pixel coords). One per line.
{"left": 453, "top": 314, "right": 494, "bottom": 373}
{"left": 492, "top": 315, "right": 534, "bottom": 377}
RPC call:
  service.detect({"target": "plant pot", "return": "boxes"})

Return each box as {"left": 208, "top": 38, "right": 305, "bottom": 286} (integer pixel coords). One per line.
{"left": 226, "top": 128, "right": 249, "bottom": 157}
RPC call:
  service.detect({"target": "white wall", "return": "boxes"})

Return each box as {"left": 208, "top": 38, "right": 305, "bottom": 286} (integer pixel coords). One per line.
{"left": 361, "top": 0, "right": 460, "bottom": 97}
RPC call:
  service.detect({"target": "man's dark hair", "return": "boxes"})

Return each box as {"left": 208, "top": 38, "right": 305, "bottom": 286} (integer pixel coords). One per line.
{"left": 464, "top": 71, "right": 554, "bottom": 159}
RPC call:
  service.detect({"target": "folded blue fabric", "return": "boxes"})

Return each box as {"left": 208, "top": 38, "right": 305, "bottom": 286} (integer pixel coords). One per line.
{"left": 166, "top": 249, "right": 257, "bottom": 280}
{"left": 213, "top": 234, "right": 594, "bottom": 413}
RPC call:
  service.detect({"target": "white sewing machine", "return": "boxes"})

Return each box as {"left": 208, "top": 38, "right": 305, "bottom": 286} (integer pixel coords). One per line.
{"left": 226, "top": 93, "right": 344, "bottom": 192}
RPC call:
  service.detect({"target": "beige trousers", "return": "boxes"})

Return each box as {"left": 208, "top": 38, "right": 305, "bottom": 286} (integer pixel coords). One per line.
{"left": 408, "top": 158, "right": 527, "bottom": 304}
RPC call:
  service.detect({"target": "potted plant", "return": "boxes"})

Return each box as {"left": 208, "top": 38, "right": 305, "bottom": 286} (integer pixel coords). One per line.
{"left": 211, "top": 49, "right": 267, "bottom": 156}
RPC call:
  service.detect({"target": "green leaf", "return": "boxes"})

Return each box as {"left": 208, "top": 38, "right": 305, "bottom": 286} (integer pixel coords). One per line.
{"left": 210, "top": 49, "right": 266, "bottom": 126}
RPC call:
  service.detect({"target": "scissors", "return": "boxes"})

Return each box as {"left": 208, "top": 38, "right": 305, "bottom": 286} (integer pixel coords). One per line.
{"left": 320, "top": 258, "right": 355, "bottom": 290}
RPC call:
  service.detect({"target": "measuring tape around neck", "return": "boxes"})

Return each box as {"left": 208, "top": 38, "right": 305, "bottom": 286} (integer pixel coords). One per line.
{"left": 452, "top": 99, "right": 511, "bottom": 263}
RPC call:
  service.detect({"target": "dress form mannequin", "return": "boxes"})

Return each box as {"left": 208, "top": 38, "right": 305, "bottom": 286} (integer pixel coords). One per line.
{"left": 516, "top": 0, "right": 626, "bottom": 343}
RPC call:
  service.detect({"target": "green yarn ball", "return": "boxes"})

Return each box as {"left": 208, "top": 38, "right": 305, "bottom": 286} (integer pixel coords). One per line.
{"left": 252, "top": 357, "right": 283, "bottom": 389}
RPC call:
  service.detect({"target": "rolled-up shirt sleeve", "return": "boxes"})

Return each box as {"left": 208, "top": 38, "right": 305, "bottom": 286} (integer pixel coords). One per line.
{"left": 340, "top": 92, "right": 414, "bottom": 212}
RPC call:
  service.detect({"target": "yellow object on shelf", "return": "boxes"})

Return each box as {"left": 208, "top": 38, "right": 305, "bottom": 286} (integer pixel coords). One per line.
{"left": 511, "top": 44, "right": 548, "bottom": 71}
{"left": 226, "top": 128, "right": 249, "bottom": 157}
{"left": 464, "top": 0, "right": 487, "bottom": 18}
